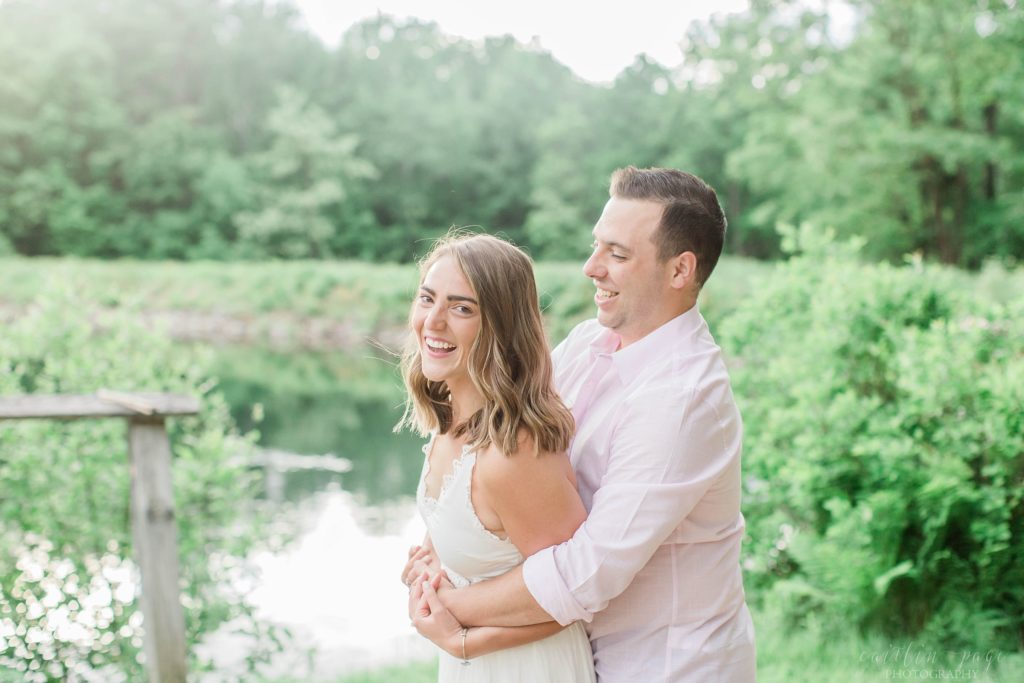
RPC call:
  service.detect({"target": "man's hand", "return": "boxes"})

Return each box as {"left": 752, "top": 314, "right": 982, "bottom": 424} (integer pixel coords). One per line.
{"left": 411, "top": 572, "right": 464, "bottom": 657}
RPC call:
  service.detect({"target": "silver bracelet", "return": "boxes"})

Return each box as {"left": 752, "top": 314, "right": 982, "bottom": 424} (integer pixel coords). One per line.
{"left": 460, "top": 626, "right": 471, "bottom": 665}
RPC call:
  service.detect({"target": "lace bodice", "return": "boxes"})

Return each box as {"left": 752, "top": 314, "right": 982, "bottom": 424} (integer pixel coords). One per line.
{"left": 416, "top": 434, "right": 523, "bottom": 588}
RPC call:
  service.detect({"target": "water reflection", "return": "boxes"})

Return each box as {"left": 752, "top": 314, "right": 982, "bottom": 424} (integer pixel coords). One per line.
{"left": 199, "top": 480, "right": 435, "bottom": 679}
{"left": 212, "top": 347, "right": 425, "bottom": 504}
{"left": 205, "top": 347, "right": 436, "bottom": 677}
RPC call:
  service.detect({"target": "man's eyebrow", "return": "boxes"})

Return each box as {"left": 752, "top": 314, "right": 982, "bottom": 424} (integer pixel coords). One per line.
{"left": 420, "top": 285, "right": 478, "bottom": 305}
{"left": 593, "top": 237, "right": 633, "bottom": 253}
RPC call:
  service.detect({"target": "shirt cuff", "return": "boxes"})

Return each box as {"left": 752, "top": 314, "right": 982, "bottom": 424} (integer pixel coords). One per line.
{"left": 522, "top": 546, "right": 593, "bottom": 626}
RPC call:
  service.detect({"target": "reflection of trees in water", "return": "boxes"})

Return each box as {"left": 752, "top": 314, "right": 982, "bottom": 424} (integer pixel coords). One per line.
{"left": 212, "top": 347, "right": 423, "bottom": 505}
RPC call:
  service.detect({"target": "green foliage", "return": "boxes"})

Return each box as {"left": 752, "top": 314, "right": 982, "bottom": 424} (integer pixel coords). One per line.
{"left": 721, "top": 225, "right": 1024, "bottom": 648}
{"left": 752, "top": 599, "right": 1024, "bottom": 682}
{"left": 724, "top": 0, "right": 1024, "bottom": 266}
{"left": 1, "top": 0, "right": 1019, "bottom": 264}
{"left": 234, "top": 87, "right": 377, "bottom": 258}
{"left": 0, "top": 286, "right": 275, "bottom": 680}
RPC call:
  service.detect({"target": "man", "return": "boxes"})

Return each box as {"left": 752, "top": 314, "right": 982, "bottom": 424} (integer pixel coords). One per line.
{"left": 407, "top": 166, "right": 756, "bottom": 681}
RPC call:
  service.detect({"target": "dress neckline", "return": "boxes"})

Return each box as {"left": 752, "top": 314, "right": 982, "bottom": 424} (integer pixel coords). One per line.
{"left": 418, "top": 433, "right": 511, "bottom": 545}
{"left": 419, "top": 431, "right": 475, "bottom": 505}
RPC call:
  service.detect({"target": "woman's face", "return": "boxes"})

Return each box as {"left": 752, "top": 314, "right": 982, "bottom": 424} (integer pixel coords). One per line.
{"left": 412, "top": 255, "right": 482, "bottom": 389}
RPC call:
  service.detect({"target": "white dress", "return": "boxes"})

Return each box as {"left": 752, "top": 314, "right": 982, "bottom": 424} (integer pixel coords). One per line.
{"left": 416, "top": 435, "right": 596, "bottom": 683}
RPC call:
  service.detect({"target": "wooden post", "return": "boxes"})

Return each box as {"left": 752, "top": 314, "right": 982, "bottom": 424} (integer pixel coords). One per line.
{"left": 128, "top": 417, "right": 188, "bottom": 683}
{"left": 0, "top": 392, "right": 197, "bottom": 683}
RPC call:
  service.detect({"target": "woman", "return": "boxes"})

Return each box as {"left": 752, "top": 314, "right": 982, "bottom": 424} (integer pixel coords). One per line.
{"left": 396, "top": 232, "right": 595, "bottom": 682}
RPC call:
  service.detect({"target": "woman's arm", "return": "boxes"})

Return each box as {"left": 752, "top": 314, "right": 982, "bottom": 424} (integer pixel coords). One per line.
{"left": 475, "top": 437, "right": 588, "bottom": 558}
{"left": 412, "top": 573, "right": 567, "bottom": 658}
{"left": 462, "top": 622, "right": 566, "bottom": 658}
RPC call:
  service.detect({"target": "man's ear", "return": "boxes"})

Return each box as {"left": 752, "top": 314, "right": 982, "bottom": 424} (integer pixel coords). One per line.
{"left": 669, "top": 251, "right": 698, "bottom": 290}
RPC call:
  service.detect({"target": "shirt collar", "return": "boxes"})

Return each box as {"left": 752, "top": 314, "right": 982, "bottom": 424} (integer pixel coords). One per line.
{"left": 589, "top": 305, "right": 704, "bottom": 380}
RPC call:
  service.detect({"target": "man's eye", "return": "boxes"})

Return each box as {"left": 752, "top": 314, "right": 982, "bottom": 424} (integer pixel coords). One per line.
{"left": 611, "top": 253, "right": 626, "bottom": 261}
{"left": 418, "top": 295, "right": 433, "bottom": 304}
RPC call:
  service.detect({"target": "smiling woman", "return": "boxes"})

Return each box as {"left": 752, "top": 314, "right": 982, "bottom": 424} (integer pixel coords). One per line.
{"left": 397, "top": 232, "right": 574, "bottom": 458}
{"left": 393, "top": 231, "right": 595, "bottom": 682}
{"left": 412, "top": 255, "right": 482, "bottom": 414}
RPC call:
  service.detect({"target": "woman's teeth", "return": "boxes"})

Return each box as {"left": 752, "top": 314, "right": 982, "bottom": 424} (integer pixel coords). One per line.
{"left": 426, "top": 339, "right": 456, "bottom": 351}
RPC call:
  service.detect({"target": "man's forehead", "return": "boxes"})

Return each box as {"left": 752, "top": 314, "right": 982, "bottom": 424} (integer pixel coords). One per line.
{"left": 594, "top": 198, "right": 662, "bottom": 243}
{"left": 592, "top": 225, "right": 634, "bottom": 251}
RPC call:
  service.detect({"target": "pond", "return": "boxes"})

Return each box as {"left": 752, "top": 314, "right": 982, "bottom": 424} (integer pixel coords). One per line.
{"left": 202, "top": 345, "right": 435, "bottom": 679}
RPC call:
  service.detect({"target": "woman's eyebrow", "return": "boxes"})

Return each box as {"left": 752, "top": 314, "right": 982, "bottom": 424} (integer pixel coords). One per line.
{"left": 420, "top": 285, "right": 478, "bottom": 305}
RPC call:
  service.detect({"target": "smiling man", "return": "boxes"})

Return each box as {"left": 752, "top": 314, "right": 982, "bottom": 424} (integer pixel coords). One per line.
{"left": 409, "top": 166, "right": 756, "bottom": 682}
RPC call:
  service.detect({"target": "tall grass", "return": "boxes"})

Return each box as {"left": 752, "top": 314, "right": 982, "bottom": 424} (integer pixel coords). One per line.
{"left": 0, "top": 256, "right": 775, "bottom": 346}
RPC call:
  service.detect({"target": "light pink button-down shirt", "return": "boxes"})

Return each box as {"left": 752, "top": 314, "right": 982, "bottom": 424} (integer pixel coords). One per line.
{"left": 523, "top": 307, "right": 756, "bottom": 682}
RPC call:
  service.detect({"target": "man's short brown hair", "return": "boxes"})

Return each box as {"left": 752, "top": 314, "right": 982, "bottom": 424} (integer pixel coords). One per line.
{"left": 609, "top": 166, "right": 726, "bottom": 287}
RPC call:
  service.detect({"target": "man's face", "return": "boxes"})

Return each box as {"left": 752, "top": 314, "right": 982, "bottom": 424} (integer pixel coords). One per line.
{"left": 583, "top": 196, "right": 676, "bottom": 348}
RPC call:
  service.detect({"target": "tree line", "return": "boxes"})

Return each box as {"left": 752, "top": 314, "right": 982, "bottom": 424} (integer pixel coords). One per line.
{"left": 0, "top": 0, "right": 1020, "bottom": 266}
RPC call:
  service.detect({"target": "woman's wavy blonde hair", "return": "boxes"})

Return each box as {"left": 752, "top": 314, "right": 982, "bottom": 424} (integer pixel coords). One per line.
{"left": 395, "top": 231, "right": 574, "bottom": 457}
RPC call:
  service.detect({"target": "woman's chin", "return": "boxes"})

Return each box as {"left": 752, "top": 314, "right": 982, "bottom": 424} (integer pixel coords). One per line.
{"left": 420, "top": 364, "right": 450, "bottom": 383}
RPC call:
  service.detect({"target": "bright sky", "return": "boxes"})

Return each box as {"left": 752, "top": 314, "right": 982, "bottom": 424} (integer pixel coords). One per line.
{"left": 293, "top": 0, "right": 750, "bottom": 83}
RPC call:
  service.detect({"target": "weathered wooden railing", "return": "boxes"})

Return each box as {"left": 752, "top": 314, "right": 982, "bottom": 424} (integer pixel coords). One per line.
{"left": 0, "top": 390, "right": 198, "bottom": 683}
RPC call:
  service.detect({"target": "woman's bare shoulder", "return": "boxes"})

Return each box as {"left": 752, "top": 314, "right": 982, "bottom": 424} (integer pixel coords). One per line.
{"left": 475, "top": 431, "right": 568, "bottom": 486}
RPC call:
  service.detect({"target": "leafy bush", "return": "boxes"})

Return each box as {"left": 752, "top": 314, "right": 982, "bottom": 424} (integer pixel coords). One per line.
{"left": 0, "top": 287, "right": 272, "bottom": 680}
{"left": 722, "top": 226, "right": 1024, "bottom": 649}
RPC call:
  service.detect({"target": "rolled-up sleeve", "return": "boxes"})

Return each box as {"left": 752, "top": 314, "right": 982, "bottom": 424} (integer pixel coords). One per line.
{"left": 522, "top": 545, "right": 590, "bottom": 624}
{"left": 524, "top": 377, "right": 740, "bottom": 625}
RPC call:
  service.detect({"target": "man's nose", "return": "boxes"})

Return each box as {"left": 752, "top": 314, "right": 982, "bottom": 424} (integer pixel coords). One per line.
{"left": 583, "top": 251, "right": 604, "bottom": 279}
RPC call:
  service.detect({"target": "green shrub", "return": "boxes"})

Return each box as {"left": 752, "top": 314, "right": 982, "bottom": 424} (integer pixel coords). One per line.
{"left": 0, "top": 286, "right": 274, "bottom": 680}
{"left": 722, "top": 226, "right": 1024, "bottom": 649}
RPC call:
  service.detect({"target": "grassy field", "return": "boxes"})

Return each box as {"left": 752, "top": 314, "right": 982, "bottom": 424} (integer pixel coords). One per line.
{"left": 0, "top": 255, "right": 775, "bottom": 345}
{"left": 6, "top": 255, "right": 1019, "bottom": 348}
{"left": 5, "top": 255, "right": 1019, "bottom": 322}
{"left": 268, "top": 604, "right": 1024, "bottom": 683}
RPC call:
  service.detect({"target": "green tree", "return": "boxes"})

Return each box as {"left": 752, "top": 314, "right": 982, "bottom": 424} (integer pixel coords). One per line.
{"left": 233, "top": 87, "right": 376, "bottom": 258}
{"left": 673, "top": 0, "right": 837, "bottom": 257}
{"left": 526, "top": 56, "right": 679, "bottom": 258}
{"left": 727, "top": 0, "right": 1024, "bottom": 265}
{"left": 327, "top": 16, "right": 584, "bottom": 259}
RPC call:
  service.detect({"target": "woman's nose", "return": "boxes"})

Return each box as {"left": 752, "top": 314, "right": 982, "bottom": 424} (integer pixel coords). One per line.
{"left": 425, "top": 306, "right": 445, "bottom": 329}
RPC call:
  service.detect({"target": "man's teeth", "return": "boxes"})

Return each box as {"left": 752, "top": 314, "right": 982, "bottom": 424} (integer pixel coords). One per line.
{"left": 596, "top": 288, "right": 618, "bottom": 299}
{"left": 426, "top": 339, "right": 456, "bottom": 350}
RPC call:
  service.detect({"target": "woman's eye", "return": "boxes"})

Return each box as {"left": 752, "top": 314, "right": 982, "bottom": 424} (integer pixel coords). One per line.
{"left": 418, "top": 294, "right": 433, "bottom": 304}
{"left": 454, "top": 305, "right": 472, "bottom": 315}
